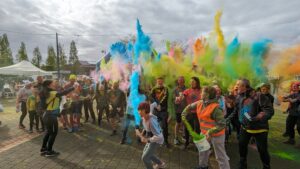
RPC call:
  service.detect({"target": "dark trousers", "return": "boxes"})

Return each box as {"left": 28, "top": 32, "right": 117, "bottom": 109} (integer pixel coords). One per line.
{"left": 286, "top": 115, "right": 300, "bottom": 139}
{"left": 97, "top": 106, "right": 109, "bottom": 125}
{"left": 157, "top": 112, "right": 169, "bottom": 144}
{"left": 38, "top": 111, "right": 45, "bottom": 130}
{"left": 239, "top": 128, "right": 270, "bottom": 169}
{"left": 184, "top": 113, "right": 200, "bottom": 146}
{"left": 19, "top": 101, "right": 27, "bottom": 125}
{"left": 29, "top": 110, "right": 39, "bottom": 130}
{"left": 121, "top": 114, "right": 141, "bottom": 143}
{"left": 83, "top": 99, "right": 96, "bottom": 121}
{"left": 226, "top": 119, "right": 241, "bottom": 140}
{"left": 42, "top": 113, "right": 58, "bottom": 152}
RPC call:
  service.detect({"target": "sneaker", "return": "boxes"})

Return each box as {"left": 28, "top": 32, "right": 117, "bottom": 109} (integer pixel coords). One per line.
{"left": 45, "top": 150, "right": 60, "bottom": 157}
{"left": 68, "top": 128, "right": 73, "bottom": 133}
{"left": 29, "top": 129, "right": 33, "bottom": 133}
{"left": 120, "top": 140, "right": 125, "bottom": 145}
{"left": 153, "top": 162, "right": 166, "bottom": 169}
{"left": 19, "top": 124, "right": 25, "bottom": 129}
{"left": 283, "top": 139, "right": 295, "bottom": 145}
{"left": 173, "top": 138, "right": 180, "bottom": 145}
{"left": 40, "top": 148, "right": 47, "bottom": 156}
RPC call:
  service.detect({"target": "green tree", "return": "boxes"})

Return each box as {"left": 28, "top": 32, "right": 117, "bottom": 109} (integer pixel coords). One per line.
{"left": 16, "top": 42, "right": 28, "bottom": 62}
{"left": 45, "top": 45, "right": 56, "bottom": 71}
{"left": 31, "top": 47, "right": 42, "bottom": 67}
{"left": 69, "top": 40, "right": 79, "bottom": 73}
{"left": 69, "top": 40, "right": 78, "bottom": 64}
{"left": 0, "top": 34, "right": 14, "bottom": 67}
{"left": 58, "top": 43, "right": 67, "bottom": 69}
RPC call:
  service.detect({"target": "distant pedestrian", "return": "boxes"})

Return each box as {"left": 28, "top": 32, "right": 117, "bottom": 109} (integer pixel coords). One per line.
{"left": 16, "top": 81, "right": 32, "bottom": 129}
{"left": 26, "top": 85, "right": 39, "bottom": 133}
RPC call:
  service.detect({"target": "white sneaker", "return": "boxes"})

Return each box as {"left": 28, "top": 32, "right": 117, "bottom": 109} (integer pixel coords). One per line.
{"left": 174, "top": 138, "right": 179, "bottom": 145}
{"left": 153, "top": 162, "right": 166, "bottom": 169}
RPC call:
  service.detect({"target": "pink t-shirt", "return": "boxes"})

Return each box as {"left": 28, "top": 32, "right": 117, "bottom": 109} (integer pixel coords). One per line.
{"left": 183, "top": 88, "right": 201, "bottom": 113}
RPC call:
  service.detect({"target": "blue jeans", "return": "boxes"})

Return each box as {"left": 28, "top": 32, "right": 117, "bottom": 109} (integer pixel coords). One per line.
{"left": 142, "top": 142, "right": 162, "bottom": 169}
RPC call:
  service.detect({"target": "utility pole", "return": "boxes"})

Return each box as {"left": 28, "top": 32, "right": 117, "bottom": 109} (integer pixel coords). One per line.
{"left": 56, "top": 32, "right": 60, "bottom": 80}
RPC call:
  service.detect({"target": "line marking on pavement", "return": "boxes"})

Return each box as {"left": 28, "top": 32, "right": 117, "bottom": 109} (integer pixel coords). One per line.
{"left": 0, "top": 132, "right": 41, "bottom": 153}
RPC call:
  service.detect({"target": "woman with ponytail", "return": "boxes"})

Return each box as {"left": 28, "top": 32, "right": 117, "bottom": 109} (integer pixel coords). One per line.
{"left": 40, "top": 79, "right": 77, "bottom": 157}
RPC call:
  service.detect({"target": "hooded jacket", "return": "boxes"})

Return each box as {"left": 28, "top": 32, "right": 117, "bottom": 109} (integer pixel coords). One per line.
{"left": 235, "top": 89, "right": 274, "bottom": 131}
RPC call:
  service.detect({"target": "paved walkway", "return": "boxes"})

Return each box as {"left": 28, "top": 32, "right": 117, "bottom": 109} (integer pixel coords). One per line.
{"left": 0, "top": 99, "right": 203, "bottom": 169}
{"left": 1, "top": 99, "right": 300, "bottom": 169}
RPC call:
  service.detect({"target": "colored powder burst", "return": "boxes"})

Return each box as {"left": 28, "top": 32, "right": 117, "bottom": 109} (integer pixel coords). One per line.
{"left": 214, "top": 10, "right": 225, "bottom": 59}
{"left": 166, "top": 40, "right": 171, "bottom": 52}
{"left": 128, "top": 71, "right": 146, "bottom": 125}
{"left": 223, "top": 36, "right": 240, "bottom": 78}
{"left": 270, "top": 44, "right": 300, "bottom": 79}
{"left": 193, "top": 38, "right": 205, "bottom": 65}
{"left": 110, "top": 42, "right": 132, "bottom": 63}
{"left": 128, "top": 19, "right": 151, "bottom": 124}
{"left": 272, "top": 151, "right": 296, "bottom": 161}
{"left": 250, "top": 39, "right": 272, "bottom": 79}
{"left": 134, "top": 19, "right": 152, "bottom": 64}
{"left": 96, "top": 10, "right": 281, "bottom": 109}
{"left": 182, "top": 116, "right": 205, "bottom": 141}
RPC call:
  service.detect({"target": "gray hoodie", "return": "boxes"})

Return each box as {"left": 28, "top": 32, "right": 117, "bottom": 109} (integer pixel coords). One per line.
{"left": 142, "top": 103, "right": 164, "bottom": 144}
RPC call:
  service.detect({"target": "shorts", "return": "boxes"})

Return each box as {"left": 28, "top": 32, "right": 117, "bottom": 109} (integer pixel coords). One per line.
{"left": 176, "top": 113, "right": 182, "bottom": 123}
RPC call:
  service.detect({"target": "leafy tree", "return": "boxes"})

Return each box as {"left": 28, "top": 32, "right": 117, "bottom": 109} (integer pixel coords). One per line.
{"left": 58, "top": 43, "right": 67, "bottom": 69}
{"left": 69, "top": 40, "right": 78, "bottom": 64}
{"left": 45, "top": 45, "right": 56, "bottom": 71}
{"left": 69, "top": 40, "right": 79, "bottom": 73}
{"left": 16, "top": 42, "right": 28, "bottom": 62}
{"left": 0, "top": 34, "right": 13, "bottom": 67}
{"left": 31, "top": 47, "right": 42, "bottom": 67}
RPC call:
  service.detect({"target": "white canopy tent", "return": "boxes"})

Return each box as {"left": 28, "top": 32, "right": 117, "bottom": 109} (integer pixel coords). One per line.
{"left": 0, "top": 61, "right": 52, "bottom": 76}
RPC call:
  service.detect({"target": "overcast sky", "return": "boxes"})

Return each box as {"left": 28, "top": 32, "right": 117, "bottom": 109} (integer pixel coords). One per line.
{"left": 0, "top": 0, "right": 299, "bottom": 63}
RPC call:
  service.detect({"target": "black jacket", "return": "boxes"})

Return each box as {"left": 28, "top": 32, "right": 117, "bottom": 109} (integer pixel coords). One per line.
{"left": 228, "top": 89, "right": 274, "bottom": 130}
{"left": 285, "top": 93, "right": 300, "bottom": 116}
{"left": 150, "top": 86, "right": 168, "bottom": 113}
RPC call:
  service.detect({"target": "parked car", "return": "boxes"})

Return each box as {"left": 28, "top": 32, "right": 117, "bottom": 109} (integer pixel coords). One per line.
{"left": 1, "top": 87, "right": 15, "bottom": 98}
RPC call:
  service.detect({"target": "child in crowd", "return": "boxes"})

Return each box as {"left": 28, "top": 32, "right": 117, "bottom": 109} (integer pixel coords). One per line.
{"left": 135, "top": 102, "right": 166, "bottom": 169}
{"left": 26, "top": 85, "right": 39, "bottom": 133}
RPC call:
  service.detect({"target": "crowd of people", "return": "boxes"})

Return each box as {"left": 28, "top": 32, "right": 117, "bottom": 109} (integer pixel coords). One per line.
{"left": 13, "top": 74, "right": 300, "bottom": 169}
